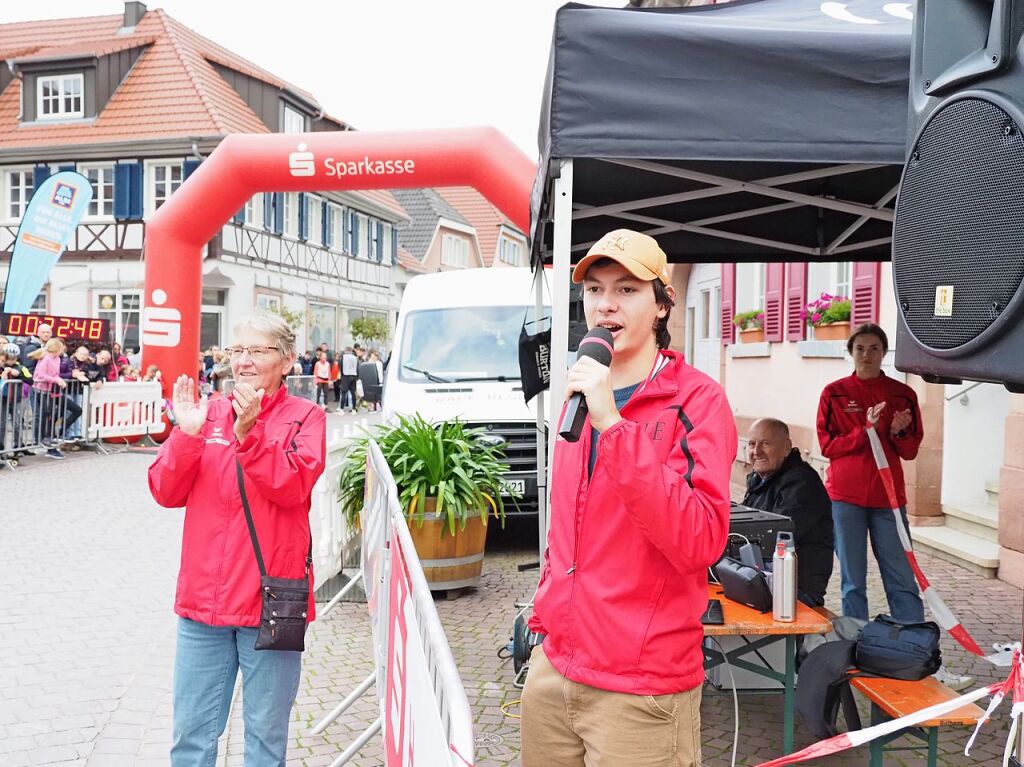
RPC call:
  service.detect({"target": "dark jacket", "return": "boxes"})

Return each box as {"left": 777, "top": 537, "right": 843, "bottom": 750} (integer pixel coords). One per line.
{"left": 743, "top": 448, "right": 834, "bottom": 607}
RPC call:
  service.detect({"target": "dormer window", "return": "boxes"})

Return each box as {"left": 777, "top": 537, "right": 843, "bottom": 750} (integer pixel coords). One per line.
{"left": 282, "top": 103, "right": 306, "bottom": 134}
{"left": 37, "top": 74, "right": 84, "bottom": 120}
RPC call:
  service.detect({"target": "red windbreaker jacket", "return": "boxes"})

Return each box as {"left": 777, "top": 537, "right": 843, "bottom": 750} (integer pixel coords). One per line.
{"left": 816, "top": 372, "right": 923, "bottom": 508}
{"left": 529, "top": 351, "right": 736, "bottom": 695}
{"left": 148, "top": 385, "right": 327, "bottom": 626}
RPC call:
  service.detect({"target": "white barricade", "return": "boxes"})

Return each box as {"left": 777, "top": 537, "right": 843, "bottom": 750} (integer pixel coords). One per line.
{"left": 311, "top": 439, "right": 474, "bottom": 767}
{"left": 86, "top": 381, "right": 166, "bottom": 440}
{"left": 311, "top": 423, "right": 369, "bottom": 591}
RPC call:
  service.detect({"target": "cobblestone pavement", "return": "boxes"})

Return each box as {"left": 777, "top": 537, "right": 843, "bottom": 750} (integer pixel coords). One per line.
{"left": 2, "top": 441, "right": 1021, "bottom": 766}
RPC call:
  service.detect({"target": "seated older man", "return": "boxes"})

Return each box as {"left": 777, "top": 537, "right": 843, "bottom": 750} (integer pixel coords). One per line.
{"left": 743, "top": 417, "right": 834, "bottom": 607}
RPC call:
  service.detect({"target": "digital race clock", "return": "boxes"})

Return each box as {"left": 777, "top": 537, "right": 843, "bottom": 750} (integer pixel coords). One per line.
{"left": 1, "top": 312, "right": 110, "bottom": 341}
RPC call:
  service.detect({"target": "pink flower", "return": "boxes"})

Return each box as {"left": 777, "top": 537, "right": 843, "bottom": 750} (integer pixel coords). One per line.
{"left": 812, "top": 313, "right": 822, "bottom": 323}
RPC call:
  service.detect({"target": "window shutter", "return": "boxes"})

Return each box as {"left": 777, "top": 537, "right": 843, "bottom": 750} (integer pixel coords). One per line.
{"left": 273, "top": 193, "right": 284, "bottom": 235}
{"left": 720, "top": 263, "right": 736, "bottom": 345}
{"left": 322, "top": 201, "right": 330, "bottom": 247}
{"left": 298, "top": 193, "right": 308, "bottom": 241}
{"left": 851, "top": 262, "right": 881, "bottom": 326}
{"left": 183, "top": 158, "right": 201, "bottom": 179}
{"left": 376, "top": 220, "right": 385, "bottom": 262}
{"left": 32, "top": 164, "right": 50, "bottom": 189}
{"left": 786, "top": 262, "right": 808, "bottom": 341}
{"left": 391, "top": 226, "right": 398, "bottom": 266}
{"left": 341, "top": 208, "right": 350, "bottom": 252}
{"left": 764, "top": 263, "right": 784, "bottom": 342}
{"left": 352, "top": 214, "right": 360, "bottom": 255}
{"left": 263, "top": 193, "right": 274, "bottom": 231}
{"left": 232, "top": 203, "right": 245, "bottom": 225}
{"left": 128, "top": 161, "right": 144, "bottom": 220}
{"left": 113, "top": 164, "right": 131, "bottom": 220}
{"left": 58, "top": 164, "right": 75, "bottom": 173}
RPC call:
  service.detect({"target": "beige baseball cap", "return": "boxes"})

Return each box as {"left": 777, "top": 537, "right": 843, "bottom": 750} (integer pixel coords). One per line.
{"left": 571, "top": 229, "right": 670, "bottom": 286}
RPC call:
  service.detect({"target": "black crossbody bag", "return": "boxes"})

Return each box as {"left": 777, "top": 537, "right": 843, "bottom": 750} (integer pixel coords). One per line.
{"left": 236, "top": 459, "right": 311, "bottom": 652}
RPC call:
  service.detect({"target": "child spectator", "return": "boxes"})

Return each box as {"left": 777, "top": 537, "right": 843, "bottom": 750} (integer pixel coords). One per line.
{"left": 31, "top": 338, "right": 81, "bottom": 459}
{"left": 313, "top": 350, "right": 331, "bottom": 410}
{"left": 142, "top": 364, "right": 162, "bottom": 383}
{"left": 1, "top": 343, "right": 28, "bottom": 454}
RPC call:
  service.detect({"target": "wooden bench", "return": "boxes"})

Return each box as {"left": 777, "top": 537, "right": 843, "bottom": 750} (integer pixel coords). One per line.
{"left": 849, "top": 674, "right": 984, "bottom": 767}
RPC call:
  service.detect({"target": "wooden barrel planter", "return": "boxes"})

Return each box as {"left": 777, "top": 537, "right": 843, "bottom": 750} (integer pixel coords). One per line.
{"left": 406, "top": 498, "right": 489, "bottom": 590}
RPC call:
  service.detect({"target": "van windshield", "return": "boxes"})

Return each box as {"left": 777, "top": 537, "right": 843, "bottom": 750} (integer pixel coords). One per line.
{"left": 398, "top": 306, "right": 547, "bottom": 383}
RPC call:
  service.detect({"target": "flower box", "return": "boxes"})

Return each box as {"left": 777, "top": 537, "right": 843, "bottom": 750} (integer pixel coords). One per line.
{"left": 739, "top": 327, "right": 766, "bottom": 344}
{"left": 812, "top": 321, "right": 850, "bottom": 342}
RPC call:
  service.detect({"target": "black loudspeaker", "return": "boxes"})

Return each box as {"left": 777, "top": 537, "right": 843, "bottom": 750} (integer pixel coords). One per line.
{"left": 893, "top": 0, "right": 1024, "bottom": 392}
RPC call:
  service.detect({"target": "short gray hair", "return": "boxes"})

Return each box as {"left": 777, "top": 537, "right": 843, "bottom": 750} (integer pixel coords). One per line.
{"left": 233, "top": 314, "right": 297, "bottom": 359}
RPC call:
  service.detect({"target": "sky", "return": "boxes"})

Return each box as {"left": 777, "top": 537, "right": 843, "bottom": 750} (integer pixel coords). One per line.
{"left": 0, "top": 0, "right": 623, "bottom": 159}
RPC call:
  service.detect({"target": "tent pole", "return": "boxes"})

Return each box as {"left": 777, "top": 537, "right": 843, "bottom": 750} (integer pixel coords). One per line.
{"left": 533, "top": 265, "right": 548, "bottom": 564}
{"left": 546, "top": 158, "right": 574, "bottom": 548}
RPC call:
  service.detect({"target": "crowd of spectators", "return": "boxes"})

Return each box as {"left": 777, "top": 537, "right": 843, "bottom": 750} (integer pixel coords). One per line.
{"left": 194, "top": 340, "right": 388, "bottom": 413}
{"left": 0, "top": 323, "right": 160, "bottom": 460}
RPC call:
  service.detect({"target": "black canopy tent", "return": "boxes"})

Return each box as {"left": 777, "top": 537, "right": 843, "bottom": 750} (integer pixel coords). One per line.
{"left": 526, "top": 0, "right": 912, "bottom": 546}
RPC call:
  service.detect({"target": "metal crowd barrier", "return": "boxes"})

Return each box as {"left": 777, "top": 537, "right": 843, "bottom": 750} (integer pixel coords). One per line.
{"left": 0, "top": 380, "right": 87, "bottom": 466}
{"left": 86, "top": 381, "right": 165, "bottom": 442}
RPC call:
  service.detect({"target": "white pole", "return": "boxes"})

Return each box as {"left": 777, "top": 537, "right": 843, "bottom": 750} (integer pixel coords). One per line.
{"left": 546, "top": 159, "right": 574, "bottom": 547}
{"left": 533, "top": 266, "right": 548, "bottom": 564}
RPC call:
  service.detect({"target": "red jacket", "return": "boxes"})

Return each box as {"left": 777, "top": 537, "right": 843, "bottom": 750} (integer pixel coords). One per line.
{"left": 148, "top": 385, "right": 327, "bottom": 626}
{"left": 816, "top": 372, "right": 923, "bottom": 508}
{"left": 529, "top": 351, "right": 736, "bottom": 695}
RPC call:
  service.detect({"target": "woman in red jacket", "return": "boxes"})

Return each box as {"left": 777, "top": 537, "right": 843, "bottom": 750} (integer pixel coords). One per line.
{"left": 149, "top": 314, "right": 326, "bottom": 767}
{"left": 816, "top": 323, "right": 924, "bottom": 623}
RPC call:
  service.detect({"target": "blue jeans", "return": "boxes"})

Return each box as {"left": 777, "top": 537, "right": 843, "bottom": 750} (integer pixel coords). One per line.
{"left": 171, "top": 618, "right": 302, "bottom": 767}
{"left": 832, "top": 501, "right": 924, "bottom": 622}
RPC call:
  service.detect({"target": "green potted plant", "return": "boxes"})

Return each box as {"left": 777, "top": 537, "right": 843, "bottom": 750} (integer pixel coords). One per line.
{"left": 804, "top": 293, "right": 851, "bottom": 341}
{"left": 732, "top": 309, "right": 766, "bottom": 343}
{"left": 339, "top": 413, "right": 518, "bottom": 590}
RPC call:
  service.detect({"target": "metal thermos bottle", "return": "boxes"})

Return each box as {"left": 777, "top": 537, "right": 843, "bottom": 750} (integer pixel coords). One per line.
{"left": 772, "top": 538, "right": 797, "bottom": 623}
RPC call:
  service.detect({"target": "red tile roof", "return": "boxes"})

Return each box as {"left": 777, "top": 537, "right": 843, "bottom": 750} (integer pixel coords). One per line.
{"left": 397, "top": 246, "right": 428, "bottom": 273}
{"left": 437, "top": 186, "right": 525, "bottom": 267}
{"left": 0, "top": 9, "right": 398, "bottom": 220}
{"left": 0, "top": 9, "right": 335, "bottom": 148}
{"left": 12, "top": 36, "right": 154, "bottom": 63}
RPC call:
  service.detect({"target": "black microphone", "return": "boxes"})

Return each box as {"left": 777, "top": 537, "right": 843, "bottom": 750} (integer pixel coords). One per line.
{"left": 558, "top": 327, "right": 614, "bottom": 442}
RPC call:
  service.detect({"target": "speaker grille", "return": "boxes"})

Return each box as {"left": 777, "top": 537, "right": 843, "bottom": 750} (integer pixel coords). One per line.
{"left": 894, "top": 97, "right": 1024, "bottom": 350}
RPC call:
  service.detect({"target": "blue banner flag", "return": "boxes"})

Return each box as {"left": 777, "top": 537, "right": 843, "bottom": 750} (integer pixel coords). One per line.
{"left": 2, "top": 171, "right": 92, "bottom": 313}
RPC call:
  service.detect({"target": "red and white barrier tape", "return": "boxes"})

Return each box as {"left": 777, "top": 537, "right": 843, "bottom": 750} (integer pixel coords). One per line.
{"left": 755, "top": 648, "right": 1024, "bottom": 767}
{"left": 865, "top": 424, "right": 988, "bottom": 658}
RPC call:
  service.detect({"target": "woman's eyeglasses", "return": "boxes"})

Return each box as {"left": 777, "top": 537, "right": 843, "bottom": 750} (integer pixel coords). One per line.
{"left": 224, "top": 345, "right": 281, "bottom": 360}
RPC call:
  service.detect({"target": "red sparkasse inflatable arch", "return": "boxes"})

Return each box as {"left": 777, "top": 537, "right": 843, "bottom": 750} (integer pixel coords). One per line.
{"left": 142, "top": 127, "right": 536, "bottom": 395}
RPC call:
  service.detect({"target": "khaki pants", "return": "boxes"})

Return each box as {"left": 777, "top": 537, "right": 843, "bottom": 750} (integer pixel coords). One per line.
{"left": 520, "top": 645, "right": 702, "bottom": 767}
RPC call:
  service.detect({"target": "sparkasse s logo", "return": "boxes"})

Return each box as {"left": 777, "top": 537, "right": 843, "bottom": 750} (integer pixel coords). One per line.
{"left": 289, "top": 143, "right": 316, "bottom": 177}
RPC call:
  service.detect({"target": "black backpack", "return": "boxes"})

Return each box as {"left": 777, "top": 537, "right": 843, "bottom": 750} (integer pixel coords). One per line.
{"left": 854, "top": 615, "right": 942, "bottom": 681}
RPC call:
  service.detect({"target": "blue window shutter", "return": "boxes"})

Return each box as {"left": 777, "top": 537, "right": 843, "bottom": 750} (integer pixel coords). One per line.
{"left": 298, "top": 193, "right": 308, "bottom": 241}
{"left": 263, "top": 193, "right": 274, "bottom": 231}
{"left": 342, "top": 209, "right": 350, "bottom": 252}
{"left": 33, "top": 164, "right": 50, "bottom": 189}
{"left": 233, "top": 203, "right": 246, "bottom": 225}
{"left": 352, "top": 214, "right": 360, "bottom": 255}
{"left": 183, "top": 158, "right": 201, "bottom": 179}
{"left": 391, "top": 225, "right": 398, "bottom": 265}
{"left": 376, "top": 220, "right": 384, "bottom": 262}
{"left": 273, "top": 193, "right": 284, "bottom": 235}
{"left": 113, "top": 164, "right": 131, "bottom": 220}
{"left": 322, "top": 201, "right": 330, "bottom": 247}
{"left": 58, "top": 164, "right": 75, "bottom": 173}
{"left": 128, "top": 161, "right": 144, "bottom": 220}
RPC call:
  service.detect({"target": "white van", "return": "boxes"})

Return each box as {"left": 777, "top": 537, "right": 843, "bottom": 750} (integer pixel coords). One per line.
{"left": 383, "top": 268, "right": 551, "bottom": 516}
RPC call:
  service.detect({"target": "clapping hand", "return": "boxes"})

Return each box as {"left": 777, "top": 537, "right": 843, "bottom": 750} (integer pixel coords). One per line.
{"left": 866, "top": 402, "right": 886, "bottom": 426}
{"left": 231, "top": 382, "right": 265, "bottom": 442}
{"left": 890, "top": 408, "right": 912, "bottom": 437}
{"left": 172, "top": 374, "right": 208, "bottom": 436}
